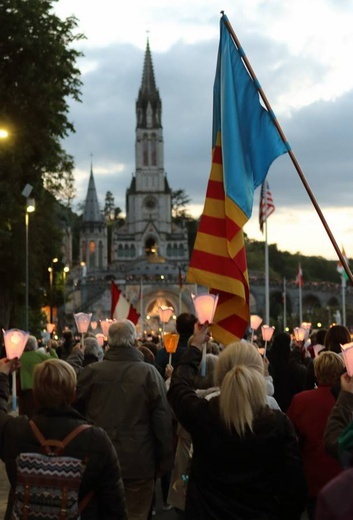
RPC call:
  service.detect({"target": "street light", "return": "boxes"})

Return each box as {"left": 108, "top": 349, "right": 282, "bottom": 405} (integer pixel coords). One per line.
{"left": 48, "top": 257, "right": 58, "bottom": 323}
{"left": 25, "top": 198, "right": 35, "bottom": 331}
{"left": 63, "top": 266, "right": 70, "bottom": 313}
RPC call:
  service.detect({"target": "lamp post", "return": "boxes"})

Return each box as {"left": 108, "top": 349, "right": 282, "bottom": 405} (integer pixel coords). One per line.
{"left": 25, "top": 198, "right": 35, "bottom": 331}
{"left": 63, "top": 266, "right": 69, "bottom": 313}
{"left": 48, "top": 257, "right": 58, "bottom": 323}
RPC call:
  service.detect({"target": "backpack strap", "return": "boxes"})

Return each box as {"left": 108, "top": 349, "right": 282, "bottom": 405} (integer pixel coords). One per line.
{"left": 29, "top": 420, "right": 91, "bottom": 455}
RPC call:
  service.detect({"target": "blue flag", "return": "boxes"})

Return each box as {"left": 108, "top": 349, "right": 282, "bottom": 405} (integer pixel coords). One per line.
{"left": 213, "top": 15, "right": 288, "bottom": 219}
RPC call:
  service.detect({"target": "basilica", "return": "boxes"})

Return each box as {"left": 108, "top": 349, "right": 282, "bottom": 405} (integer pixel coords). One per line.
{"left": 74, "top": 40, "right": 194, "bottom": 328}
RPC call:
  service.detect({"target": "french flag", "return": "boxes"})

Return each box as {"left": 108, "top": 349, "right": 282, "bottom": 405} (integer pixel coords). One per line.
{"left": 110, "top": 281, "right": 140, "bottom": 324}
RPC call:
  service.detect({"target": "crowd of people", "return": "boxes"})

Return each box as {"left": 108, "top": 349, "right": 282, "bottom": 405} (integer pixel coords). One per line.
{"left": 0, "top": 317, "right": 352, "bottom": 519}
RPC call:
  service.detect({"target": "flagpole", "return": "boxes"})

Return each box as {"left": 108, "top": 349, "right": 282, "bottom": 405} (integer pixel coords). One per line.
{"left": 221, "top": 13, "right": 353, "bottom": 285}
{"left": 178, "top": 289, "right": 182, "bottom": 315}
{"left": 283, "top": 277, "right": 287, "bottom": 330}
{"left": 264, "top": 204, "right": 270, "bottom": 325}
{"left": 342, "top": 275, "right": 346, "bottom": 326}
{"left": 298, "top": 282, "right": 303, "bottom": 324}
{"left": 140, "top": 276, "right": 144, "bottom": 321}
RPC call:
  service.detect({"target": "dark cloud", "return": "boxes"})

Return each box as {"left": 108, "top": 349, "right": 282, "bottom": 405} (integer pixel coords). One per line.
{"left": 62, "top": 34, "right": 353, "bottom": 219}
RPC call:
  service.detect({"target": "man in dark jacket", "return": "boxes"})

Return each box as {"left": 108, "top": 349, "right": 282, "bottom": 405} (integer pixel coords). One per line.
{"left": 0, "top": 357, "right": 127, "bottom": 520}
{"left": 75, "top": 319, "right": 174, "bottom": 520}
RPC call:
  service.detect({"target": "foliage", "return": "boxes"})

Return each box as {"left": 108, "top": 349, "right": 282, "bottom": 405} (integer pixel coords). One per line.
{"left": 0, "top": 0, "right": 84, "bottom": 328}
{"left": 171, "top": 189, "right": 192, "bottom": 220}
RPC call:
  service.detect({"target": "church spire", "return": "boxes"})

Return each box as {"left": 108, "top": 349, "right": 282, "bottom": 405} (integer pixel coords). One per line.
{"left": 82, "top": 161, "right": 103, "bottom": 223}
{"left": 136, "top": 38, "right": 162, "bottom": 129}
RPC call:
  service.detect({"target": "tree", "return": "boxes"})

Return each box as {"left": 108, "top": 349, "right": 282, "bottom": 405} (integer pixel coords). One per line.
{"left": 171, "top": 189, "right": 191, "bottom": 220}
{"left": 0, "top": 0, "right": 84, "bottom": 328}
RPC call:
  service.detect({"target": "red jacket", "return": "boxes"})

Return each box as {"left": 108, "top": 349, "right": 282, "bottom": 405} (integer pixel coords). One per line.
{"left": 287, "top": 386, "right": 342, "bottom": 497}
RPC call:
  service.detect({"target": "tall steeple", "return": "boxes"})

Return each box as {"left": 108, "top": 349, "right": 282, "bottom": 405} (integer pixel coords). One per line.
{"left": 80, "top": 161, "right": 107, "bottom": 271}
{"left": 82, "top": 163, "right": 103, "bottom": 223}
{"left": 136, "top": 39, "right": 162, "bottom": 130}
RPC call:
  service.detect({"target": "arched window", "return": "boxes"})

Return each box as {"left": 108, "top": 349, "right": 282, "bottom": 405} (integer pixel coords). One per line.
{"left": 145, "top": 237, "right": 158, "bottom": 257}
{"left": 89, "top": 241, "right": 96, "bottom": 268}
{"left": 143, "top": 134, "right": 148, "bottom": 166}
{"left": 118, "top": 244, "right": 123, "bottom": 257}
{"left": 151, "top": 134, "right": 157, "bottom": 165}
{"left": 98, "top": 241, "right": 103, "bottom": 267}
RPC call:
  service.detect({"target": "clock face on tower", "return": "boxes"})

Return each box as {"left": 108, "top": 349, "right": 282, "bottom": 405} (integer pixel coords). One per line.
{"left": 144, "top": 196, "right": 157, "bottom": 209}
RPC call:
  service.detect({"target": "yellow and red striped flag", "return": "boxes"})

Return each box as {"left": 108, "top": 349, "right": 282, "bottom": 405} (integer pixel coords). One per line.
{"left": 187, "top": 15, "right": 288, "bottom": 345}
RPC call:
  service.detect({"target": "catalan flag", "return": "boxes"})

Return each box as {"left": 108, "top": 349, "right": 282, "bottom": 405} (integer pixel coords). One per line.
{"left": 187, "top": 14, "right": 288, "bottom": 345}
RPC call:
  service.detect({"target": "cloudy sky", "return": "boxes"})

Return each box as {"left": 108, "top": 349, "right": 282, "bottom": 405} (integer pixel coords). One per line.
{"left": 54, "top": 0, "right": 353, "bottom": 261}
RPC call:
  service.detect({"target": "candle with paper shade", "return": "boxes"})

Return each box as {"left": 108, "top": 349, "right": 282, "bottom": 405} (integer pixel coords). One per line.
{"left": 74, "top": 312, "right": 92, "bottom": 346}
{"left": 341, "top": 342, "right": 353, "bottom": 377}
{"left": 96, "top": 333, "right": 105, "bottom": 348}
{"left": 293, "top": 327, "right": 306, "bottom": 343}
{"left": 191, "top": 294, "right": 218, "bottom": 376}
{"left": 301, "top": 322, "right": 312, "bottom": 341}
{"left": 158, "top": 306, "right": 174, "bottom": 325}
{"left": 3, "top": 329, "right": 29, "bottom": 412}
{"left": 191, "top": 294, "right": 218, "bottom": 325}
{"left": 164, "top": 332, "right": 180, "bottom": 366}
{"left": 90, "top": 320, "right": 97, "bottom": 331}
{"left": 100, "top": 319, "right": 115, "bottom": 339}
{"left": 261, "top": 325, "right": 275, "bottom": 358}
{"left": 250, "top": 315, "right": 263, "bottom": 343}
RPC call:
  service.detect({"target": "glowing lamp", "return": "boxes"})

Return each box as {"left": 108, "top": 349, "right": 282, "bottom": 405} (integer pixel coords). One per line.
{"left": 46, "top": 323, "right": 55, "bottom": 334}
{"left": 261, "top": 325, "right": 275, "bottom": 359}
{"left": 100, "top": 319, "right": 115, "bottom": 338}
{"left": 96, "top": 333, "right": 105, "bottom": 348}
{"left": 158, "top": 306, "right": 174, "bottom": 324}
{"left": 261, "top": 325, "right": 275, "bottom": 342}
{"left": 250, "top": 315, "right": 263, "bottom": 331}
{"left": 164, "top": 332, "right": 179, "bottom": 366}
{"left": 293, "top": 326, "right": 306, "bottom": 342}
{"left": 3, "top": 328, "right": 29, "bottom": 413}
{"left": 301, "top": 322, "right": 312, "bottom": 340}
{"left": 3, "top": 329, "right": 29, "bottom": 360}
{"left": 341, "top": 342, "right": 353, "bottom": 376}
{"left": 250, "top": 315, "right": 263, "bottom": 343}
{"left": 74, "top": 312, "right": 92, "bottom": 333}
{"left": 74, "top": 312, "right": 92, "bottom": 346}
{"left": 90, "top": 321, "right": 97, "bottom": 330}
{"left": 191, "top": 294, "right": 219, "bottom": 324}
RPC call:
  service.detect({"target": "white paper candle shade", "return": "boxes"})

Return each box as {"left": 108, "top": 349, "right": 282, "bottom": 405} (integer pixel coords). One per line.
{"left": 90, "top": 321, "right": 97, "bottom": 330}
{"left": 293, "top": 327, "right": 306, "bottom": 342}
{"left": 250, "top": 315, "right": 263, "bottom": 331}
{"left": 96, "top": 333, "right": 105, "bottom": 348}
{"left": 261, "top": 325, "right": 275, "bottom": 342}
{"left": 341, "top": 343, "right": 353, "bottom": 377}
{"left": 74, "top": 313, "right": 92, "bottom": 334}
{"left": 191, "top": 294, "right": 219, "bottom": 324}
{"left": 3, "top": 329, "right": 29, "bottom": 359}
{"left": 100, "top": 319, "right": 115, "bottom": 338}
{"left": 158, "top": 306, "right": 174, "bottom": 324}
{"left": 301, "top": 322, "right": 312, "bottom": 340}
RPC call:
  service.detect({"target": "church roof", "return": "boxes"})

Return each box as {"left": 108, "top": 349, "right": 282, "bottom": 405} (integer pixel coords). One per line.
{"left": 82, "top": 165, "right": 104, "bottom": 223}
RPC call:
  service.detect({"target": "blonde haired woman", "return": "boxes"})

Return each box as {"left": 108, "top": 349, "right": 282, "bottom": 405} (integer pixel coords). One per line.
{"left": 168, "top": 323, "right": 306, "bottom": 520}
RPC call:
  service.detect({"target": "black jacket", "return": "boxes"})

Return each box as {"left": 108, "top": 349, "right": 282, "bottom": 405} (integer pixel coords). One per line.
{"left": 0, "top": 373, "right": 127, "bottom": 520}
{"left": 168, "top": 347, "right": 306, "bottom": 520}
